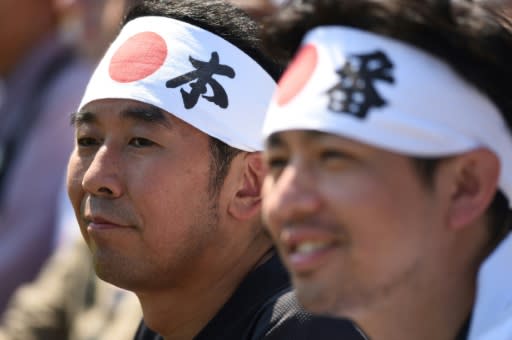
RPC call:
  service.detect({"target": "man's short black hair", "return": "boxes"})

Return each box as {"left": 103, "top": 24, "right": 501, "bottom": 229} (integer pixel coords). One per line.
{"left": 124, "top": 0, "right": 283, "bottom": 195}
{"left": 262, "top": 0, "right": 512, "bottom": 244}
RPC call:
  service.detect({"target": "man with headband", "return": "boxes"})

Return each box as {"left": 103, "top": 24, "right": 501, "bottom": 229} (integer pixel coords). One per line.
{"left": 66, "top": 0, "right": 365, "bottom": 339}
{"left": 260, "top": 1, "right": 512, "bottom": 339}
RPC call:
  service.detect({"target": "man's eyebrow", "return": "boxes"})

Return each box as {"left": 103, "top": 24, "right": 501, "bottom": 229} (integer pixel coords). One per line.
{"left": 266, "top": 130, "right": 327, "bottom": 148}
{"left": 121, "top": 105, "right": 172, "bottom": 129}
{"left": 304, "top": 130, "right": 329, "bottom": 140}
{"left": 70, "top": 111, "right": 95, "bottom": 127}
{"left": 69, "top": 105, "right": 172, "bottom": 129}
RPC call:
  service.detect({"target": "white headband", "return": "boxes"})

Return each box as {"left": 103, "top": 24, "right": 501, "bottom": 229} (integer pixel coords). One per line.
{"left": 469, "top": 234, "right": 512, "bottom": 339}
{"left": 263, "top": 26, "right": 512, "bottom": 207}
{"left": 79, "top": 16, "right": 276, "bottom": 152}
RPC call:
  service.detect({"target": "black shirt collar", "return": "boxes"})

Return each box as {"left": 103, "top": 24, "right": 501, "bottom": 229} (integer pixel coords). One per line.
{"left": 194, "top": 253, "right": 290, "bottom": 339}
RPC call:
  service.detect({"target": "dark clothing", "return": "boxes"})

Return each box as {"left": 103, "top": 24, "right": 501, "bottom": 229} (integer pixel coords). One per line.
{"left": 456, "top": 318, "right": 470, "bottom": 340}
{"left": 134, "top": 255, "right": 367, "bottom": 339}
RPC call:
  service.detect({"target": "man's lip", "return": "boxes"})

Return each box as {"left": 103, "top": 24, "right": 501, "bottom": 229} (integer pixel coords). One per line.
{"left": 84, "top": 215, "right": 131, "bottom": 230}
{"left": 278, "top": 226, "right": 338, "bottom": 274}
{"left": 280, "top": 226, "right": 336, "bottom": 249}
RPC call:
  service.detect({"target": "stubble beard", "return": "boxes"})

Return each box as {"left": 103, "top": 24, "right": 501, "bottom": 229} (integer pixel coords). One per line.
{"left": 92, "top": 195, "right": 221, "bottom": 293}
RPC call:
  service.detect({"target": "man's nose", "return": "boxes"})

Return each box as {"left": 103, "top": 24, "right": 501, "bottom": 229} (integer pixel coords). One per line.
{"left": 82, "top": 144, "right": 124, "bottom": 198}
{"left": 265, "top": 164, "right": 322, "bottom": 226}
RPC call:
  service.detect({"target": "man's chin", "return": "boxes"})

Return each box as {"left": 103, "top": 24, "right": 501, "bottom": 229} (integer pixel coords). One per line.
{"left": 92, "top": 251, "right": 138, "bottom": 288}
{"left": 94, "top": 265, "right": 145, "bottom": 291}
{"left": 294, "top": 277, "right": 333, "bottom": 313}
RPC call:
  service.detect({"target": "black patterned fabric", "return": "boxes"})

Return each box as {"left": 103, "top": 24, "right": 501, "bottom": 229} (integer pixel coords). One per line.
{"left": 133, "top": 254, "right": 366, "bottom": 340}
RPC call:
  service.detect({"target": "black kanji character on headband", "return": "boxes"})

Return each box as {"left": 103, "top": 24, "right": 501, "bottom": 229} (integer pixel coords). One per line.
{"left": 327, "top": 50, "right": 394, "bottom": 118}
{"left": 166, "top": 51, "right": 236, "bottom": 109}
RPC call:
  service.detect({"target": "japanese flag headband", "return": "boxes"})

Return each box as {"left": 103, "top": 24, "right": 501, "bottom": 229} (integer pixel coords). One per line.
{"left": 79, "top": 16, "right": 276, "bottom": 152}
{"left": 263, "top": 26, "right": 512, "bottom": 207}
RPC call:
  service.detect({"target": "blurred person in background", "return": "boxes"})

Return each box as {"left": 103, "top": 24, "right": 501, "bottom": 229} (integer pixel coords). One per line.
{"left": 0, "top": 1, "right": 143, "bottom": 339}
{"left": 0, "top": 0, "right": 91, "bottom": 314}
{"left": 0, "top": 238, "right": 142, "bottom": 340}
{"left": 60, "top": 0, "right": 139, "bottom": 61}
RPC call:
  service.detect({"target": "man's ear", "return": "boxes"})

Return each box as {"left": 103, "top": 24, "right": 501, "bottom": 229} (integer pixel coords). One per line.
{"left": 446, "top": 148, "right": 500, "bottom": 230}
{"left": 228, "top": 152, "right": 265, "bottom": 221}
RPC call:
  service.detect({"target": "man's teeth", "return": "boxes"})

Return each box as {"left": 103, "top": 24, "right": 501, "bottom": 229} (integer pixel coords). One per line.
{"left": 295, "top": 242, "right": 328, "bottom": 255}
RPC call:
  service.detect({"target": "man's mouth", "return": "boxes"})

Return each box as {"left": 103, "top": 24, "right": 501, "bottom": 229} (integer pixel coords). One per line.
{"left": 293, "top": 241, "right": 331, "bottom": 255}
{"left": 279, "top": 227, "right": 338, "bottom": 274}
{"left": 84, "top": 214, "right": 132, "bottom": 231}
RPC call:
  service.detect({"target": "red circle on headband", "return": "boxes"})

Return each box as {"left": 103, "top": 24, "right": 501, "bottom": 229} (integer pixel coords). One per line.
{"left": 276, "top": 44, "right": 318, "bottom": 106}
{"left": 109, "top": 32, "right": 168, "bottom": 83}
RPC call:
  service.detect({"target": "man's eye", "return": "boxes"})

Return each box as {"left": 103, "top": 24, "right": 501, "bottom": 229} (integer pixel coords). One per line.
{"left": 130, "top": 138, "right": 155, "bottom": 148}
{"left": 320, "top": 150, "right": 347, "bottom": 161}
{"left": 77, "top": 137, "right": 99, "bottom": 147}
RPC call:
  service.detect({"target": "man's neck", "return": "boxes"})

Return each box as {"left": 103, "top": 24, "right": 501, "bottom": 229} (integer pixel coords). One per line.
{"left": 347, "top": 270, "right": 476, "bottom": 340}
{"left": 136, "top": 242, "right": 273, "bottom": 339}
{"left": 138, "top": 286, "right": 233, "bottom": 340}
